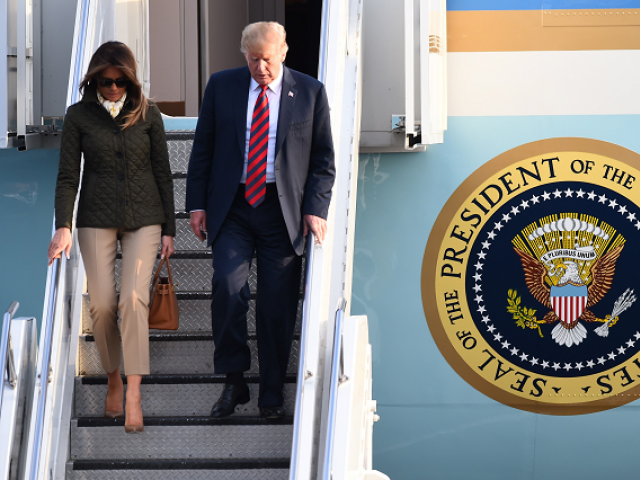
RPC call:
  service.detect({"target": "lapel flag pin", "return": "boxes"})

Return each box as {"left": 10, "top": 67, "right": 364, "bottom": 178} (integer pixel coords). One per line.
{"left": 288, "top": 91, "right": 294, "bottom": 97}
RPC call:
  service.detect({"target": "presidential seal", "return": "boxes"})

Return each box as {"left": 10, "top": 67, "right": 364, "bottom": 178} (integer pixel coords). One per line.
{"left": 422, "top": 138, "right": 640, "bottom": 414}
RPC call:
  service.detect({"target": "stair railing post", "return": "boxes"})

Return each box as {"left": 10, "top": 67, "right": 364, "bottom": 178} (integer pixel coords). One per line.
{"left": 0, "top": 301, "right": 20, "bottom": 413}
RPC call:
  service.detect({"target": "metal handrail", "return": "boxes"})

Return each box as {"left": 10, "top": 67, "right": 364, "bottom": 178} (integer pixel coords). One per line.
{"left": 289, "top": 233, "right": 316, "bottom": 480}
{"left": 0, "top": 301, "right": 20, "bottom": 413}
{"left": 317, "top": 0, "right": 332, "bottom": 84}
{"left": 322, "top": 298, "right": 348, "bottom": 480}
{"left": 290, "top": 3, "right": 334, "bottom": 475}
{"left": 68, "top": 0, "right": 90, "bottom": 106}
{"left": 28, "top": 258, "right": 61, "bottom": 480}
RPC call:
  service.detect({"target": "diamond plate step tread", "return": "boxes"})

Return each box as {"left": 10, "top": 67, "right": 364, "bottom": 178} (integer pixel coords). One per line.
{"left": 68, "top": 458, "right": 289, "bottom": 479}
{"left": 113, "top": 253, "right": 305, "bottom": 293}
{"left": 166, "top": 134, "right": 194, "bottom": 173}
{"left": 77, "top": 335, "right": 300, "bottom": 375}
{"left": 174, "top": 177, "right": 187, "bottom": 211}
{"left": 116, "top": 256, "right": 227, "bottom": 293}
{"left": 117, "top": 251, "right": 211, "bottom": 260}
{"left": 82, "top": 294, "right": 303, "bottom": 335}
{"left": 174, "top": 218, "right": 210, "bottom": 251}
{"left": 74, "top": 375, "right": 296, "bottom": 417}
{"left": 67, "top": 464, "right": 288, "bottom": 480}
{"left": 66, "top": 470, "right": 288, "bottom": 480}
{"left": 82, "top": 333, "right": 300, "bottom": 341}
{"left": 70, "top": 418, "right": 293, "bottom": 460}
{"left": 79, "top": 373, "right": 297, "bottom": 384}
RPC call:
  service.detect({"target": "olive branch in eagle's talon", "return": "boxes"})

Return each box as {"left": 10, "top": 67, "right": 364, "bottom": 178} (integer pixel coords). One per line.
{"left": 507, "top": 289, "right": 544, "bottom": 338}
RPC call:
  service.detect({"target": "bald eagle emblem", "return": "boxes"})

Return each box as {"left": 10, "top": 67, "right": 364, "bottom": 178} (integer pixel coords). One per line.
{"left": 511, "top": 216, "right": 636, "bottom": 347}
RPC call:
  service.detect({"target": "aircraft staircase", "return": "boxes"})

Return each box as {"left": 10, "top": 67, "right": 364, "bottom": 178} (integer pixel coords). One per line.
{"left": 65, "top": 131, "right": 296, "bottom": 479}
{"left": 0, "top": 1, "right": 392, "bottom": 479}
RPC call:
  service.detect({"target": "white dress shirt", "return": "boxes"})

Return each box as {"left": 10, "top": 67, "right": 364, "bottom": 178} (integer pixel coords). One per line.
{"left": 191, "top": 67, "right": 284, "bottom": 214}
{"left": 240, "top": 66, "right": 283, "bottom": 184}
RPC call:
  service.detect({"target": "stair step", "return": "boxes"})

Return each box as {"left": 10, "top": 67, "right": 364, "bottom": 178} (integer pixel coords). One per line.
{"left": 70, "top": 417, "right": 293, "bottom": 460}
{"left": 66, "top": 459, "right": 288, "bottom": 480}
{"left": 82, "top": 293, "right": 303, "bottom": 335}
{"left": 74, "top": 374, "right": 297, "bottom": 417}
{"left": 67, "top": 468, "right": 289, "bottom": 480}
{"left": 166, "top": 131, "right": 193, "bottom": 173}
{"left": 77, "top": 334, "right": 300, "bottom": 375}
{"left": 114, "top": 251, "right": 305, "bottom": 294}
{"left": 173, "top": 177, "right": 187, "bottom": 211}
{"left": 116, "top": 255, "right": 222, "bottom": 293}
{"left": 173, "top": 218, "right": 210, "bottom": 251}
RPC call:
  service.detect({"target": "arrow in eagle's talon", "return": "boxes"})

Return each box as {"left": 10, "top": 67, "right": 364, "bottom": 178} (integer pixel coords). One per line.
{"left": 596, "top": 290, "right": 638, "bottom": 338}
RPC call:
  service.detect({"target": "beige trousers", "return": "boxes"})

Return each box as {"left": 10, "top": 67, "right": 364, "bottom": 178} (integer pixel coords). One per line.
{"left": 78, "top": 225, "right": 161, "bottom": 376}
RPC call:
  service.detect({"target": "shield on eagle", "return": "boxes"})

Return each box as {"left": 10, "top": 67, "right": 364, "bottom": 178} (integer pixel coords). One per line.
{"left": 550, "top": 285, "right": 588, "bottom": 325}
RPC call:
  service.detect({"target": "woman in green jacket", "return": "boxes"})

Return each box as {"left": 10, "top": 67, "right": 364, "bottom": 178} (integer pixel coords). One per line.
{"left": 47, "top": 41, "right": 176, "bottom": 434}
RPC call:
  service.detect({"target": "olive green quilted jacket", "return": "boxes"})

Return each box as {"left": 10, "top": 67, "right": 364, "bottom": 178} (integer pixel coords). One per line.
{"left": 54, "top": 84, "right": 176, "bottom": 237}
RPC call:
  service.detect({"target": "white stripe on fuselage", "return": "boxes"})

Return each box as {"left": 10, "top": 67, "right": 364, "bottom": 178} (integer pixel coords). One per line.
{"left": 448, "top": 51, "right": 640, "bottom": 116}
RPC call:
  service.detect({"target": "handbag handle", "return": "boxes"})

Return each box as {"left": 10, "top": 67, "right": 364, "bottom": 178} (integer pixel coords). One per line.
{"left": 151, "top": 256, "right": 174, "bottom": 286}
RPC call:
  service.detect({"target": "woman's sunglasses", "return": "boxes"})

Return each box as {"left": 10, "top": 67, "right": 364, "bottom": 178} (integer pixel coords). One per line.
{"left": 97, "top": 77, "right": 129, "bottom": 88}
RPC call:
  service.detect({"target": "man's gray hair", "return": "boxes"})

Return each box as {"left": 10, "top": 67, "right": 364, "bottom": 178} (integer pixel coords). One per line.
{"left": 240, "top": 22, "right": 288, "bottom": 55}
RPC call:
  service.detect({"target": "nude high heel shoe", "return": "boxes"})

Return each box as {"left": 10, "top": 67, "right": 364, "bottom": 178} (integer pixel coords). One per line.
{"left": 104, "top": 389, "right": 124, "bottom": 418}
{"left": 105, "top": 408, "right": 124, "bottom": 419}
{"left": 124, "top": 424, "right": 144, "bottom": 434}
{"left": 124, "top": 397, "right": 144, "bottom": 433}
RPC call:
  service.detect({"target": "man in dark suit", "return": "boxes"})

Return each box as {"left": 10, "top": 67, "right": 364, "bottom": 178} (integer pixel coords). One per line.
{"left": 186, "top": 22, "right": 335, "bottom": 419}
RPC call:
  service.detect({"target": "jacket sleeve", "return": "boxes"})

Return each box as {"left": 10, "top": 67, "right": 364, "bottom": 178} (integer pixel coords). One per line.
{"left": 185, "top": 74, "right": 216, "bottom": 212}
{"left": 54, "top": 107, "right": 82, "bottom": 231}
{"left": 149, "top": 105, "right": 176, "bottom": 237}
{"left": 301, "top": 84, "right": 336, "bottom": 220}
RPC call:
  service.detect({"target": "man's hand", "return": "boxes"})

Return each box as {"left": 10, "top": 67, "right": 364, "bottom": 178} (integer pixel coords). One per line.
{"left": 48, "top": 227, "right": 72, "bottom": 266}
{"left": 190, "top": 211, "right": 208, "bottom": 242}
{"left": 303, "top": 214, "right": 327, "bottom": 244}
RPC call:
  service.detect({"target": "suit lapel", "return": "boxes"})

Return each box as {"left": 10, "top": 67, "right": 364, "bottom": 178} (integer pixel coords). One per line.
{"left": 235, "top": 68, "right": 251, "bottom": 158}
{"left": 275, "top": 67, "right": 297, "bottom": 161}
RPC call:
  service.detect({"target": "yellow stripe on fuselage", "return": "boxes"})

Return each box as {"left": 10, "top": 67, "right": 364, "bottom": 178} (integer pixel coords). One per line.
{"left": 448, "top": 9, "right": 640, "bottom": 52}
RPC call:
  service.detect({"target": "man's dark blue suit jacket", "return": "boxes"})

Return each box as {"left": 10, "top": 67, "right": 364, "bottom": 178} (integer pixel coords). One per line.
{"left": 185, "top": 65, "right": 335, "bottom": 255}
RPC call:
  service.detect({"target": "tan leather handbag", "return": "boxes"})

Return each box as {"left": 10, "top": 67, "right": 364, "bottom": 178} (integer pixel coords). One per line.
{"left": 149, "top": 257, "right": 179, "bottom": 330}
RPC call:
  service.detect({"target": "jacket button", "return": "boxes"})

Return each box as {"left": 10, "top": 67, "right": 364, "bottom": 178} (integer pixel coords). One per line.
{"left": 118, "top": 174, "right": 125, "bottom": 181}
{"left": 113, "top": 129, "right": 119, "bottom": 134}
{"left": 116, "top": 152, "right": 123, "bottom": 158}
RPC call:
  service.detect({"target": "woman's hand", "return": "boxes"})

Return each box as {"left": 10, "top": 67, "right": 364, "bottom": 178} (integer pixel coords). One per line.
{"left": 48, "top": 228, "right": 72, "bottom": 266}
{"left": 160, "top": 235, "right": 175, "bottom": 259}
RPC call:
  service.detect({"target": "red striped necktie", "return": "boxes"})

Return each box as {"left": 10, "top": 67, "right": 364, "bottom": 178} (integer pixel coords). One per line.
{"left": 245, "top": 85, "right": 269, "bottom": 207}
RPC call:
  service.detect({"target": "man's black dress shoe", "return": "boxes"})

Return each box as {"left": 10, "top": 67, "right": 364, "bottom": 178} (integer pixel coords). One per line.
{"left": 210, "top": 383, "right": 250, "bottom": 418}
{"left": 259, "top": 406, "right": 285, "bottom": 419}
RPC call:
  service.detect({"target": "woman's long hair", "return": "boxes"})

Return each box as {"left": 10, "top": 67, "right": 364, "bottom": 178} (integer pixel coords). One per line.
{"left": 79, "top": 41, "right": 149, "bottom": 129}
